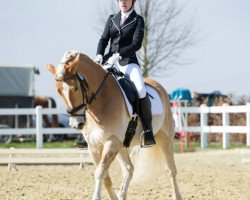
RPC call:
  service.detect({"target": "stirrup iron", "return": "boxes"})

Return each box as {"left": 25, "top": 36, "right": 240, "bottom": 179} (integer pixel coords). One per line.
{"left": 140, "top": 130, "right": 156, "bottom": 148}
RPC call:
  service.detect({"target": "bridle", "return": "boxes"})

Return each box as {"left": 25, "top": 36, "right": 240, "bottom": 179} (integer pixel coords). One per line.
{"left": 56, "top": 71, "right": 110, "bottom": 117}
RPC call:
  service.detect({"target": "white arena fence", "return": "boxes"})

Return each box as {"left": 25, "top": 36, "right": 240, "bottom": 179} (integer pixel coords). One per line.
{"left": 0, "top": 106, "right": 80, "bottom": 148}
{"left": 0, "top": 104, "right": 249, "bottom": 149}
{"left": 0, "top": 148, "right": 92, "bottom": 170}
{"left": 241, "top": 149, "right": 250, "bottom": 164}
{"left": 172, "top": 103, "right": 250, "bottom": 149}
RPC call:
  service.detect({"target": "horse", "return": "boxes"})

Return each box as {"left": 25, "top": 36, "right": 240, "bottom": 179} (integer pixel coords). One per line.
{"left": 46, "top": 51, "right": 182, "bottom": 200}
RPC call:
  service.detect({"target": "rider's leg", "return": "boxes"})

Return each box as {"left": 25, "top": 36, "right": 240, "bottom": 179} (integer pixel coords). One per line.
{"left": 138, "top": 95, "right": 156, "bottom": 146}
{"left": 118, "top": 63, "right": 156, "bottom": 147}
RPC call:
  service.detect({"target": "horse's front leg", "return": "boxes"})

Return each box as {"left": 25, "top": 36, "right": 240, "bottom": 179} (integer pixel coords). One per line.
{"left": 116, "top": 148, "right": 134, "bottom": 200}
{"left": 92, "top": 135, "right": 122, "bottom": 200}
{"left": 89, "top": 148, "right": 117, "bottom": 200}
{"left": 103, "top": 172, "right": 117, "bottom": 200}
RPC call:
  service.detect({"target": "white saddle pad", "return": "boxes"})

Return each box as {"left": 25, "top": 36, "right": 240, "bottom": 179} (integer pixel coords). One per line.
{"left": 117, "top": 82, "right": 164, "bottom": 117}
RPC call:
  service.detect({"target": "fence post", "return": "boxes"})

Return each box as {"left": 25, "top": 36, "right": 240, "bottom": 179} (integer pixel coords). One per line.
{"left": 36, "top": 106, "right": 43, "bottom": 149}
{"left": 222, "top": 103, "right": 230, "bottom": 149}
{"left": 200, "top": 104, "right": 208, "bottom": 148}
{"left": 247, "top": 103, "right": 250, "bottom": 147}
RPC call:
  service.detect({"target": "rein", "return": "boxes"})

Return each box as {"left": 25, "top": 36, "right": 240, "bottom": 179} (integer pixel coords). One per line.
{"left": 56, "top": 71, "right": 110, "bottom": 116}
{"left": 88, "top": 71, "right": 110, "bottom": 104}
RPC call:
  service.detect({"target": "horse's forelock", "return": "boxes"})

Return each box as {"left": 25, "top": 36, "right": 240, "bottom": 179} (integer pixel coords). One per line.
{"left": 56, "top": 65, "right": 65, "bottom": 78}
{"left": 60, "top": 50, "right": 82, "bottom": 65}
{"left": 56, "top": 50, "right": 83, "bottom": 77}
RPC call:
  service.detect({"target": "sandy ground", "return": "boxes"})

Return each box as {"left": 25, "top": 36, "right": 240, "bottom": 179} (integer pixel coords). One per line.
{"left": 0, "top": 149, "right": 250, "bottom": 200}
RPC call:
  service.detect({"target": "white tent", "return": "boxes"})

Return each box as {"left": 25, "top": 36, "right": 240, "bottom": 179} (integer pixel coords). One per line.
{"left": 0, "top": 65, "right": 39, "bottom": 96}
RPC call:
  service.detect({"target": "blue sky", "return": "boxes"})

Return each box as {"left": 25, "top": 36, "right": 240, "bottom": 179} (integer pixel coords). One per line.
{"left": 163, "top": 0, "right": 250, "bottom": 98}
{"left": 0, "top": 0, "right": 249, "bottom": 107}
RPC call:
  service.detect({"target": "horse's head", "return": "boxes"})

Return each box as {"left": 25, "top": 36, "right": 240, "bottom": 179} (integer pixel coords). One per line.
{"left": 46, "top": 53, "right": 89, "bottom": 130}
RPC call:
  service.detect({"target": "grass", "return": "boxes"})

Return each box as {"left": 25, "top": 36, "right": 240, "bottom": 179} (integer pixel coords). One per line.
{"left": 0, "top": 140, "right": 75, "bottom": 149}
{"left": 0, "top": 140, "right": 249, "bottom": 151}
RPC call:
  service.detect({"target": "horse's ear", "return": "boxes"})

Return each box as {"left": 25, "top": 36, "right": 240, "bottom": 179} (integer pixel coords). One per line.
{"left": 45, "top": 63, "right": 56, "bottom": 75}
{"left": 66, "top": 54, "right": 80, "bottom": 74}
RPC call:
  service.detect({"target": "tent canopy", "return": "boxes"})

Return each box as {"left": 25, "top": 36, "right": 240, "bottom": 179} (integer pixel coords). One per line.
{"left": 170, "top": 88, "right": 192, "bottom": 102}
{"left": 0, "top": 65, "right": 39, "bottom": 97}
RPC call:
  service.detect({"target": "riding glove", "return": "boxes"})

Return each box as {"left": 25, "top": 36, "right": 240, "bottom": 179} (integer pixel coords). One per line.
{"left": 94, "top": 54, "right": 103, "bottom": 64}
{"left": 107, "top": 53, "right": 122, "bottom": 65}
{"left": 102, "top": 62, "right": 120, "bottom": 72}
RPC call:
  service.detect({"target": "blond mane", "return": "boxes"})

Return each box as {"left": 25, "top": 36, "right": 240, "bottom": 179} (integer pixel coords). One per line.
{"left": 58, "top": 50, "right": 102, "bottom": 76}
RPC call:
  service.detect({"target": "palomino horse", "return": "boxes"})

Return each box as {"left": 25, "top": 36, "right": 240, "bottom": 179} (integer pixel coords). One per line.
{"left": 46, "top": 51, "right": 182, "bottom": 200}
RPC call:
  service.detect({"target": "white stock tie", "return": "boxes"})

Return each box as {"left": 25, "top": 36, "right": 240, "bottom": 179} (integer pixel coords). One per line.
{"left": 121, "top": 15, "right": 126, "bottom": 26}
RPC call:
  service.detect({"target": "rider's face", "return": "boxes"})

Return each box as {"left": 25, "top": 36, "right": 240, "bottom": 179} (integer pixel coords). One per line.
{"left": 118, "top": 0, "right": 133, "bottom": 13}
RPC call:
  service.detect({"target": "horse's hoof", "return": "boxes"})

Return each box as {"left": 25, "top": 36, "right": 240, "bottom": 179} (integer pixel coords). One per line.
{"left": 92, "top": 196, "right": 101, "bottom": 200}
{"left": 118, "top": 191, "right": 127, "bottom": 200}
{"left": 173, "top": 194, "right": 182, "bottom": 200}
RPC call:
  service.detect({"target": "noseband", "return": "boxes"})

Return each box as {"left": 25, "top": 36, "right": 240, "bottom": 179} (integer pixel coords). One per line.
{"left": 56, "top": 71, "right": 110, "bottom": 116}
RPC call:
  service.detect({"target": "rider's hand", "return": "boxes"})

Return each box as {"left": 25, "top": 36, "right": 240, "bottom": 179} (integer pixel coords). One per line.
{"left": 107, "top": 53, "right": 122, "bottom": 65}
{"left": 103, "top": 63, "right": 119, "bottom": 72}
{"left": 94, "top": 54, "right": 103, "bottom": 64}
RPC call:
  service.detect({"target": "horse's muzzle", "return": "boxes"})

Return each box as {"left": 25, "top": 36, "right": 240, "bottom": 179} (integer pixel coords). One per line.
{"left": 76, "top": 122, "right": 84, "bottom": 130}
{"left": 69, "top": 116, "right": 85, "bottom": 130}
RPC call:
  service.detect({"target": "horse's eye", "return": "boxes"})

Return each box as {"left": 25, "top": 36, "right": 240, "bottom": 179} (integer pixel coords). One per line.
{"left": 56, "top": 88, "right": 61, "bottom": 94}
{"left": 74, "top": 86, "right": 78, "bottom": 91}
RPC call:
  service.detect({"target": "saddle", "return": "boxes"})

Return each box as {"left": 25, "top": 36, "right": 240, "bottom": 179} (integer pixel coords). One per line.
{"left": 117, "top": 76, "right": 139, "bottom": 114}
{"left": 110, "top": 69, "right": 139, "bottom": 147}
{"left": 108, "top": 68, "right": 163, "bottom": 148}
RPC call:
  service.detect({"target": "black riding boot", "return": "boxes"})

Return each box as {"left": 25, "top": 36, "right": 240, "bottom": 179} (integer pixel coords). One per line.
{"left": 74, "top": 135, "right": 88, "bottom": 148}
{"left": 139, "top": 95, "right": 156, "bottom": 147}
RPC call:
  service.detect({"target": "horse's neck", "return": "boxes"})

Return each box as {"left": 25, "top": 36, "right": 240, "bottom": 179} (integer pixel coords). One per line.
{"left": 77, "top": 60, "right": 125, "bottom": 124}
{"left": 78, "top": 62, "right": 105, "bottom": 91}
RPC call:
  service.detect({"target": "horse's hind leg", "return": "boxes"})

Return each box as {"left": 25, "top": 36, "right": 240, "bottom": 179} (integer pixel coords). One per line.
{"left": 155, "top": 130, "right": 182, "bottom": 200}
{"left": 91, "top": 135, "right": 122, "bottom": 200}
{"left": 116, "top": 148, "right": 134, "bottom": 200}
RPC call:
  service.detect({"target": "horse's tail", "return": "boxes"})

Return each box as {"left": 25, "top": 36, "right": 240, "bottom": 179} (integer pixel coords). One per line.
{"left": 130, "top": 143, "right": 165, "bottom": 185}
{"left": 130, "top": 81, "right": 173, "bottom": 185}
{"left": 48, "top": 97, "right": 58, "bottom": 127}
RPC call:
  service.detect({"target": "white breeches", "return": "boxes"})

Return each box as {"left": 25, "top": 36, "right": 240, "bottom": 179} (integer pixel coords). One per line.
{"left": 103, "top": 63, "right": 146, "bottom": 98}
{"left": 116, "top": 63, "right": 147, "bottom": 98}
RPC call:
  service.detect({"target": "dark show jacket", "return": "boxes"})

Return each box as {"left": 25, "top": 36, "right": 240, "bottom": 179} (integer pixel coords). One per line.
{"left": 96, "top": 10, "right": 145, "bottom": 66}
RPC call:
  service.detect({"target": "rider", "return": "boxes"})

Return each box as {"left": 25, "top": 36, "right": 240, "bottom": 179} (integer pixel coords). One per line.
{"left": 94, "top": 0, "right": 156, "bottom": 147}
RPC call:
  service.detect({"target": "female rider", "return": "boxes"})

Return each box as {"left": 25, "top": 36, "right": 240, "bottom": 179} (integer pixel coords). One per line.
{"left": 95, "top": 0, "right": 156, "bottom": 147}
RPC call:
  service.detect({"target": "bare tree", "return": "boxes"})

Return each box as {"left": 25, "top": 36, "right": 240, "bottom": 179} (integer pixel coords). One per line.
{"left": 95, "top": 0, "right": 196, "bottom": 77}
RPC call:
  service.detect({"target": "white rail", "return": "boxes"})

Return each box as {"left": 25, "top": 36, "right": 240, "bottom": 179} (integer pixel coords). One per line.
{"left": 172, "top": 103, "right": 250, "bottom": 149}
{"left": 240, "top": 149, "right": 250, "bottom": 164}
{"left": 0, "top": 106, "right": 79, "bottom": 148}
{"left": 0, "top": 148, "right": 92, "bottom": 170}
{"left": 0, "top": 103, "right": 250, "bottom": 149}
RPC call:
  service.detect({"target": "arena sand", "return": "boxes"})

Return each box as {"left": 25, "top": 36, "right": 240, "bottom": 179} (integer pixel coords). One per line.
{"left": 0, "top": 149, "right": 250, "bottom": 200}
